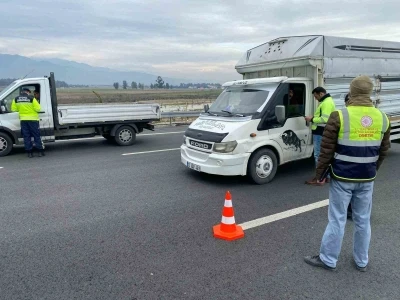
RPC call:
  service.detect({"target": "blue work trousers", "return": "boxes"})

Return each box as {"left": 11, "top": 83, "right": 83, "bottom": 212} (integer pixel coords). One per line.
{"left": 21, "top": 121, "right": 44, "bottom": 151}
{"left": 320, "top": 179, "right": 374, "bottom": 268}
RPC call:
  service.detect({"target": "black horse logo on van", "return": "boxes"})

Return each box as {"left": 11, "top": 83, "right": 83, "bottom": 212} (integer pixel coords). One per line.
{"left": 280, "top": 130, "right": 305, "bottom": 152}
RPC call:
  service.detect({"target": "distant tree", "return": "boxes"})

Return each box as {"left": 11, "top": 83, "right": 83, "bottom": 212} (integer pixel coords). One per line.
{"left": 55, "top": 80, "right": 69, "bottom": 88}
{"left": 156, "top": 76, "right": 164, "bottom": 88}
{"left": 165, "top": 83, "right": 170, "bottom": 89}
{"left": 123, "top": 80, "right": 128, "bottom": 89}
{"left": 140, "top": 83, "right": 145, "bottom": 90}
{"left": 113, "top": 82, "right": 119, "bottom": 89}
{"left": 150, "top": 83, "right": 154, "bottom": 89}
{"left": 131, "top": 81, "right": 138, "bottom": 89}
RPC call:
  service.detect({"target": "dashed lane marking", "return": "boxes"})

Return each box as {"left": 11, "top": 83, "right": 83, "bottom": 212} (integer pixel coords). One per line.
{"left": 140, "top": 131, "right": 185, "bottom": 136}
{"left": 239, "top": 199, "right": 329, "bottom": 230}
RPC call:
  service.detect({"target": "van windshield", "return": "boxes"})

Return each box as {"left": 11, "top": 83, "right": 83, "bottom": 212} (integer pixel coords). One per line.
{"left": 0, "top": 81, "right": 17, "bottom": 98}
{"left": 208, "top": 88, "right": 271, "bottom": 116}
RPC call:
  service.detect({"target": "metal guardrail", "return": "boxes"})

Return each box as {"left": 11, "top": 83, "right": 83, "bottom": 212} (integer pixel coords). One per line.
{"left": 160, "top": 111, "right": 201, "bottom": 125}
{"left": 161, "top": 111, "right": 201, "bottom": 118}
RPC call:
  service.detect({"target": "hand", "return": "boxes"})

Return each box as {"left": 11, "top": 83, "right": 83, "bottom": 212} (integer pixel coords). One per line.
{"left": 305, "top": 116, "right": 313, "bottom": 122}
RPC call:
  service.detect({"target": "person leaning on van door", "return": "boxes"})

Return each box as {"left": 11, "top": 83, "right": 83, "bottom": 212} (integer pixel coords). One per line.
{"left": 304, "top": 87, "right": 336, "bottom": 185}
{"left": 304, "top": 75, "right": 391, "bottom": 272}
{"left": 11, "top": 88, "right": 45, "bottom": 158}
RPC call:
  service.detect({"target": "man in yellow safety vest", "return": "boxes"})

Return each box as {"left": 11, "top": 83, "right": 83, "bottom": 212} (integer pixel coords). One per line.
{"left": 305, "top": 87, "right": 336, "bottom": 185}
{"left": 304, "top": 75, "right": 391, "bottom": 272}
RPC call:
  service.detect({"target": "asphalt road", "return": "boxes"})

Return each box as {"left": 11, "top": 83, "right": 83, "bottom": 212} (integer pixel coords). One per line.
{"left": 1, "top": 126, "right": 399, "bottom": 300}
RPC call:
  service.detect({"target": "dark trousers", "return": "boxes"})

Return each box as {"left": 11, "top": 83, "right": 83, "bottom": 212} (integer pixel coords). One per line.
{"left": 21, "top": 121, "right": 44, "bottom": 151}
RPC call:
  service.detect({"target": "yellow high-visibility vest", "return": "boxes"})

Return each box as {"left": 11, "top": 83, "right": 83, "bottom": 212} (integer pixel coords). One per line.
{"left": 331, "top": 106, "right": 389, "bottom": 181}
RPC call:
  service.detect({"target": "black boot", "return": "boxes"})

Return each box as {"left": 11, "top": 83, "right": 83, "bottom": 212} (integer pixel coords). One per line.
{"left": 27, "top": 151, "right": 33, "bottom": 158}
{"left": 38, "top": 150, "right": 45, "bottom": 157}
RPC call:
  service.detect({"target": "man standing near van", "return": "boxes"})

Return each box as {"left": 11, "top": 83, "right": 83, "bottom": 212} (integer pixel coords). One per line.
{"left": 11, "top": 88, "right": 45, "bottom": 158}
{"left": 305, "top": 87, "right": 336, "bottom": 185}
{"left": 304, "top": 75, "right": 390, "bottom": 271}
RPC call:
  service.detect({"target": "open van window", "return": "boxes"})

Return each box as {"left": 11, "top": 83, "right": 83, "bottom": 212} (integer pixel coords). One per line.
{"left": 208, "top": 88, "right": 272, "bottom": 116}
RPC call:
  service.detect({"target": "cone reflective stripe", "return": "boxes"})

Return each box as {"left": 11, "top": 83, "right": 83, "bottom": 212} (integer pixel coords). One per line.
{"left": 221, "top": 216, "right": 235, "bottom": 225}
{"left": 213, "top": 191, "right": 244, "bottom": 241}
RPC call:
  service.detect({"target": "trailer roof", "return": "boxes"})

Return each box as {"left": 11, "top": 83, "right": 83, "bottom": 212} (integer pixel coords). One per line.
{"left": 236, "top": 35, "right": 400, "bottom": 68}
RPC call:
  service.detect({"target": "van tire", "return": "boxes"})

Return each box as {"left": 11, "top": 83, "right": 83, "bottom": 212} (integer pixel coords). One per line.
{"left": 247, "top": 148, "right": 278, "bottom": 184}
{"left": 114, "top": 126, "right": 136, "bottom": 146}
{"left": 0, "top": 132, "right": 13, "bottom": 157}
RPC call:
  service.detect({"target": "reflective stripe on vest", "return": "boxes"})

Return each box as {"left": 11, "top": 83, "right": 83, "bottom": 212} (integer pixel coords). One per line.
{"left": 331, "top": 107, "right": 389, "bottom": 181}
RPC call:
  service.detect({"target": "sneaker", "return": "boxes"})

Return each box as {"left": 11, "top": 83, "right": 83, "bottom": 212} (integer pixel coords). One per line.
{"left": 355, "top": 264, "right": 367, "bottom": 272}
{"left": 304, "top": 255, "right": 336, "bottom": 271}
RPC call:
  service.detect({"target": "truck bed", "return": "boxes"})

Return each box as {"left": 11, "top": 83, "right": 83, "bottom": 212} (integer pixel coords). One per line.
{"left": 57, "top": 103, "right": 160, "bottom": 125}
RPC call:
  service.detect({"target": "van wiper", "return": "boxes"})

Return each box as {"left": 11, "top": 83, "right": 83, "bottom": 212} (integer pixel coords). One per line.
{"left": 221, "top": 110, "right": 245, "bottom": 117}
{"left": 221, "top": 109, "right": 233, "bottom": 115}
{"left": 206, "top": 111, "right": 218, "bottom": 116}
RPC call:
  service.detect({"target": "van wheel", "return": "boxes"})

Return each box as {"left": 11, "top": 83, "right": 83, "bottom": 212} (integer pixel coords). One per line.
{"left": 247, "top": 148, "right": 278, "bottom": 184}
{"left": 0, "top": 132, "right": 13, "bottom": 157}
{"left": 114, "top": 126, "right": 136, "bottom": 146}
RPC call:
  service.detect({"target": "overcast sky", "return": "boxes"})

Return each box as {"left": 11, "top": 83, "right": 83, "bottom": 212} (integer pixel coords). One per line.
{"left": 1, "top": 0, "right": 400, "bottom": 83}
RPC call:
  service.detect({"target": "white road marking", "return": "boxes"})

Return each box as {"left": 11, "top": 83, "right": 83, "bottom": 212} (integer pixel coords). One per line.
{"left": 0, "top": 167, "right": 3, "bottom": 169}
{"left": 239, "top": 199, "right": 329, "bottom": 230}
{"left": 54, "top": 131, "right": 185, "bottom": 143}
{"left": 140, "top": 131, "right": 185, "bottom": 136}
{"left": 122, "top": 148, "right": 180, "bottom": 156}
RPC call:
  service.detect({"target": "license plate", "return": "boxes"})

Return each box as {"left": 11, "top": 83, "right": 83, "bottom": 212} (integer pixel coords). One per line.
{"left": 187, "top": 161, "right": 201, "bottom": 172}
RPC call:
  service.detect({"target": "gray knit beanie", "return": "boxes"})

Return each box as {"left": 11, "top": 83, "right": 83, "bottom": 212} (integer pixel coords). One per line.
{"left": 350, "top": 75, "right": 373, "bottom": 97}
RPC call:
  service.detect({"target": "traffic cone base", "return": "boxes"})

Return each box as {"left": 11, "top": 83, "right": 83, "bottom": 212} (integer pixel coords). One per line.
{"left": 213, "top": 224, "right": 244, "bottom": 241}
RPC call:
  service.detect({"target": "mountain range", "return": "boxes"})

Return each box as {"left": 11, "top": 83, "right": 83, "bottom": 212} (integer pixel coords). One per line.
{"left": 0, "top": 54, "right": 193, "bottom": 86}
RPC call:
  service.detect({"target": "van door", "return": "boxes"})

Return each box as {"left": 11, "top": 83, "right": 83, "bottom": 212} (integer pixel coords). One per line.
{"left": 258, "top": 82, "right": 312, "bottom": 164}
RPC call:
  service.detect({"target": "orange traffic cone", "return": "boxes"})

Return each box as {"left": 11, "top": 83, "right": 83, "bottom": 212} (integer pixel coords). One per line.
{"left": 213, "top": 191, "right": 244, "bottom": 241}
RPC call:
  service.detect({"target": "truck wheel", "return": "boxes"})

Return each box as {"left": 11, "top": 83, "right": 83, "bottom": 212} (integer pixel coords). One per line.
{"left": 247, "top": 148, "right": 278, "bottom": 184}
{"left": 0, "top": 132, "right": 13, "bottom": 157}
{"left": 114, "top": 126, "right": 136, "bottom": 146}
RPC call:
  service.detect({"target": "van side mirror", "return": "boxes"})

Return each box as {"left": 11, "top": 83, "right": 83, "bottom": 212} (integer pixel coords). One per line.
{"left": 204, "top": 104, "right": 209, "bottom": 112}
{"left": 275, "top": 105, "right": 286, "bottom": 123}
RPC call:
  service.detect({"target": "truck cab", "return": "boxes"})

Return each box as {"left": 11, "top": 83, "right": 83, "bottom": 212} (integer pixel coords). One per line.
{"left": 0, "top": 77, "right": 55, "bottom": 152}
{"left": 181, "top": 76, "right": 316, "bottom": 184}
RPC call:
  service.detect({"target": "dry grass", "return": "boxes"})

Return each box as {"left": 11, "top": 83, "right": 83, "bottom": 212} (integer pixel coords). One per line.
{"left": 56, "top": 88, "right": 219, "bottom": 125}
{"left": 56, "top": 88, "right": 221, "bottom": 105}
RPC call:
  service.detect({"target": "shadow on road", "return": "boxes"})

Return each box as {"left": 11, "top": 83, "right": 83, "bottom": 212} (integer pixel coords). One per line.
{"left": 183, "top": 156, "right": 316, "bottom": 186}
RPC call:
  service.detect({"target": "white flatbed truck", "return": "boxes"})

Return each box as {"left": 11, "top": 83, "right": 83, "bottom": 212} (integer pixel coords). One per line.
{"left": 0, "top": 72, "right": 161, "bottom": 156}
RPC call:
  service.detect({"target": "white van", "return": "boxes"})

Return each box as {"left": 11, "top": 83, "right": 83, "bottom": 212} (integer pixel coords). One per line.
{"left": 181, "top": 35, "right": 400, "bottom": 184}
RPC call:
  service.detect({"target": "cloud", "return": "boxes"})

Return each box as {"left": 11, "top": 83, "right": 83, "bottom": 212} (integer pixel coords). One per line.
{"left": 1, "top": 0, "right": 400, "bottom": 82}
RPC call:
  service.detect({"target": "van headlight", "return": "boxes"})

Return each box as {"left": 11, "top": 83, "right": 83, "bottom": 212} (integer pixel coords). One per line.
{"left": 213, "top": 141, "right": 237, "bottom": 153}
